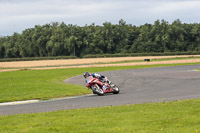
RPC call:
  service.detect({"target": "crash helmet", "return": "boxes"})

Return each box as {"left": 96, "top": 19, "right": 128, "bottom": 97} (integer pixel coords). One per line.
{"left": 83, "top": 72, "right": 90, "bottom": 78}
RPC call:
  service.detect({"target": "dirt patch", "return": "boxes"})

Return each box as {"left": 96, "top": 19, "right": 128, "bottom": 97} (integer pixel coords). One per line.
{"left": 1, "top": 55, "right": 200, "bottom": 72}
{"left": 30, "top": 58, "right": 200, "bottom": 70}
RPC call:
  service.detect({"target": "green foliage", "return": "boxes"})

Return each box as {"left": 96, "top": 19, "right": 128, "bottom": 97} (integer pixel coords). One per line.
{"left": 83, "top": 51, "right": 200, "bottom": 58}
{"left": 1, "top": 99, "right": 200, "bottom": 132}
{"left": 0, "top": 56, "right": 77, "bottom": 62}
{"left": 1, "top": 19, "right": 200, "bottom": 59}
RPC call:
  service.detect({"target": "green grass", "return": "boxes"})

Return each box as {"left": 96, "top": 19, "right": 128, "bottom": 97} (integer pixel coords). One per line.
{"left": 0, "top": 68, "right": 7, "bottom": 69}
{"left": 0, "top": 99, "right": 200, "bottom": 132}
{"left": 1, "top": 62, "right": 200, "bottom": 103}
{"left": 0, "top": 68, "right": 90, "bottom": 103}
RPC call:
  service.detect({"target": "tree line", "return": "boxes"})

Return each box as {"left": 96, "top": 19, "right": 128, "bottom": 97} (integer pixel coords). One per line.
{"left": 0, "top": 19, "right": 200, "bottom": 58}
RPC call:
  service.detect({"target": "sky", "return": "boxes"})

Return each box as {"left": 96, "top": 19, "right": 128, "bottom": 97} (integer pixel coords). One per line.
{"left": 1, "top": 0, "right": 200, "bottom": 36}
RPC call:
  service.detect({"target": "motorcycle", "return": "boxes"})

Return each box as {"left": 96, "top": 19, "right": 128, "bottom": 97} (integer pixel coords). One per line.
{"left": 85, "top": 76, "right": 120, "bottom": 96}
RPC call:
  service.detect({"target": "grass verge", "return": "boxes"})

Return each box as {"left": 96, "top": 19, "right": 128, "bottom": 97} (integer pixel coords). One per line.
{"left": 1, "top": 62, "right": 200, "bottom": 103}
{"left": 0, "top": 99, "right": 200, "bottom": 132}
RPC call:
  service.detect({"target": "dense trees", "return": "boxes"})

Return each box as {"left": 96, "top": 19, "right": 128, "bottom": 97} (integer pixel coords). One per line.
{"left": 0, "top": 19, "right": 200, "bottom": 58}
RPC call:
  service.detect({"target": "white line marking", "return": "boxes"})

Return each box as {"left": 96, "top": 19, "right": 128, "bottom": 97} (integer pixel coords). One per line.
{"left": 0, "top": 100, "right": 40, "bottom": 106}
{"left": 0, "top": 94, "right": 94, "bottom": 106}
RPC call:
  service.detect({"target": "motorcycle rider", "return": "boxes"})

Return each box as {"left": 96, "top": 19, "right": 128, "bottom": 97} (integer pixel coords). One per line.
{"left": 83, "top": 71, "right": 111, "bottom": 90}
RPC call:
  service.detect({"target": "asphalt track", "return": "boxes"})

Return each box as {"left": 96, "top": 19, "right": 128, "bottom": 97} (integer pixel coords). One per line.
{"left": 0, "top": 65, "right": 200, "bottom": 115}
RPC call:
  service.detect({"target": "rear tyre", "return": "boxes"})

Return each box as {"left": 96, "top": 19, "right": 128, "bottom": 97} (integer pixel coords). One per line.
{"left": 92, "top": 84, "right": 104, "bottom": 96}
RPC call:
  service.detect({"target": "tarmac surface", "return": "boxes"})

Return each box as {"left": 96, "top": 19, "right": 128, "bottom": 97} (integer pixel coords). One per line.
{"left": 0, "top": 64, "right": 200, "bottom": 115}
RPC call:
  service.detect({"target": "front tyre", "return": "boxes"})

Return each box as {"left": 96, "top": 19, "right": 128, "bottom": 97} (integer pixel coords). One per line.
{"left": 91, "top": 84, "right": 104, "bottom": 96}
{"left": 110, "top": 83, "right": 120, "bottom": 94}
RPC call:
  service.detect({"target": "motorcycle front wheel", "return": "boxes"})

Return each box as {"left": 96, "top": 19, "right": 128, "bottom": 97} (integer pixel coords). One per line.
{"left": 110, "top": 83, "right": 120, "bottom": 94}
{"left": 91, "top": 84, "right": 104, "bottom": 96}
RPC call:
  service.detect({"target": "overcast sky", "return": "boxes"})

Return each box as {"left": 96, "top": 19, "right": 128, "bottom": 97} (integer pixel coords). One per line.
{"left": 1, "top": 0, "right": 200, "bottom": 36}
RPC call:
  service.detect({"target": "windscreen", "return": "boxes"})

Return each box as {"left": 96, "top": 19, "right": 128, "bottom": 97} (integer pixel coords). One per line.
{"left": 85, "top": 76, "right": 93, "bottom": 84}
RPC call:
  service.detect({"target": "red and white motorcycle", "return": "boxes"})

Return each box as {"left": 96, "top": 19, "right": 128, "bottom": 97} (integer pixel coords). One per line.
{"left": 85, "top": 76, "right": 120, "bottom": 96}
